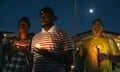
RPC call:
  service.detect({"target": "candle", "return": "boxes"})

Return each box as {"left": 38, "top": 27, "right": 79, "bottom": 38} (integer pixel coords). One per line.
{"left": 96, "top": 45, "right": 100, "bottom": 68}
{"left": 35, "top": 43, "right": 41, "bottom": 49}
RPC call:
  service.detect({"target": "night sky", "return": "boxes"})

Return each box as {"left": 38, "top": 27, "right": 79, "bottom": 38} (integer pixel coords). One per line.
{"left": 0, "top": 0, "right": 120, "bottom": 36}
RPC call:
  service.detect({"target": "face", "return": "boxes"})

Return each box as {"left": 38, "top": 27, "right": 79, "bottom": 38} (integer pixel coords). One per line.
{"left": 92, "top": 21, "right": 103, "bottom": 37}
{"left": 18, "top": 20, "right": 29, "bottom": 33}
{"left": 40, "top": 13, "right": 54, "bottom": 27}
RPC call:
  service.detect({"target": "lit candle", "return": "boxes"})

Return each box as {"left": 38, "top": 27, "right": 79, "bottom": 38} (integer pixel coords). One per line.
{"left": 96, "top": 45, "right": 100, "bottom": 68}
{"left": 35, "top": 43, "right": 41, "bottom": 49}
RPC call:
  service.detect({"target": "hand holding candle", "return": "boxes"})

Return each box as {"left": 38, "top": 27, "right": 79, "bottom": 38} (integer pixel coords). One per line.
{"left": 33, "top": 43, "right": 49, "bottom": 54}
{"left": 35, "top": 43, "right": 41, "bottom": 49}
{"left": 34, "top": 43, "right": 53, "bottom": 52}
{"left": 33, "top": 43, "right": 41, "bottom": 52}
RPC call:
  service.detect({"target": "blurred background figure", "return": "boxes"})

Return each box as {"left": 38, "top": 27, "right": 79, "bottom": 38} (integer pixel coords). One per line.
{"left": 0, "top": 31, "right": 16, "bottom": 72}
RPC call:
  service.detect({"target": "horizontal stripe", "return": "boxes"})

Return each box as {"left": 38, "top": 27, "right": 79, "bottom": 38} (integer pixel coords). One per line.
{"left": 32, "top": 29, "right": 73, "bottom": 72}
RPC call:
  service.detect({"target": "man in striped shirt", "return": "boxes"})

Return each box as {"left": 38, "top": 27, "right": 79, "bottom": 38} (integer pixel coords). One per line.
{"left": 32, "top": 7, "right": 74, "bottom": 72}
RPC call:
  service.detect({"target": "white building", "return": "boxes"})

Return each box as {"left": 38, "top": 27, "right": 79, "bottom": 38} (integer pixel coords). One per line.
{"left": 72, "top": 30, "right": 120, "bottom": 51}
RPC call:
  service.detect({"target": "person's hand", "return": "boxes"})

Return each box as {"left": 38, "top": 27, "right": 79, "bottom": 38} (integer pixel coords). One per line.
{"left": 33, "top": 47, "right": 48, "bottom": 55}
{"left": 15, "top": 45, "right": 29, "bottom": 53}
{"left": 99, "top": 53, "right": 109, "bottom": 61}
{"left": 33, "top": 47, "right": 40, "bottom": 52}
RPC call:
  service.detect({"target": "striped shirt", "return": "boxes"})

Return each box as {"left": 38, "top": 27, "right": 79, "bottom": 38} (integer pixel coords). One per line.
{"left": 32, "top": 25, "right": 73, "bottom": 72}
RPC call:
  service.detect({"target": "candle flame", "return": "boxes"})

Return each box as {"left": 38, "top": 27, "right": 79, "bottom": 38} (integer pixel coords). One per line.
{"left": 35, "top": 43, "right": 41, "bottom": 49}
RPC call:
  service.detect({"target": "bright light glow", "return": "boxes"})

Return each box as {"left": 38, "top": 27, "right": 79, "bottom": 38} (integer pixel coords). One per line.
{"left": 89, "top": 8, "right": 94, "bottom": 13}
{"left": 71, "top": 65, "right": 75, "bottom": 69}
{"left": 117, "top": 43, "right": 120, "bottom": 50}
{"left": 3, "top": 33, "right": 7, "bottom": 37}
{"left": 97, "top": 45, "right": 101, "bottom": 49}
{"left": 35, "top": 43, "right": 41, "bottom": 49}
{"left": 117, "top": 43, "right": 119, "bottom": 46}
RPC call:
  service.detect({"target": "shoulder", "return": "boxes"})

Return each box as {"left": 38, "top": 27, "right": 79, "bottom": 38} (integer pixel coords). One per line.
{"left": 107, "top": 37, "right": 116, "bottom": 44}
{"left": 81, "top": 38, "right": 91, "bottom": 48}
{"left": 56, "top": 29, "right": 70, "bottom": 36}
{"left": 105, "top": 37, "right": 114, "bottom": 42}
{"left": 32, "top": 32, "right": 41, "bottom": 39}
{"left": 56, "top": 29, "right": 67, "bottom": 33}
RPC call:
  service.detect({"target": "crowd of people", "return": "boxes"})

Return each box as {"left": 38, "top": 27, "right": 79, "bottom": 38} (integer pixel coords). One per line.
{"left": 0, "top": 6, "right": 120, "bottom": 72}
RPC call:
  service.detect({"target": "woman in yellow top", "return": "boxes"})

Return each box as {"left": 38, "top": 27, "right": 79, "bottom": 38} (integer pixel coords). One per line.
{"left": 80, "top": 18, "right": 120, "bottom": 72}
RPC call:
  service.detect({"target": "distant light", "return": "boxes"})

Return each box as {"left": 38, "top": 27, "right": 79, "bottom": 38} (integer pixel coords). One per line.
{"left": 89, "top": 8, "right": 94, "bottom": 13}
{"left": 71, "top": 65, "right": 75, "bottom": 69}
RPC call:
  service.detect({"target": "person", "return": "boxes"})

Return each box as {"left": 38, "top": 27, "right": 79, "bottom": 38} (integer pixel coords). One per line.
{"left": 3, "top": 16, "right": 33, "bottom": 72}
{"left": 0, "top": 34, "right": 7, "bottom": 72}
{"left": 31, "top": 7, "right": 73, "bottom": 72}
{"left": 80, "top": 18, "right": 120, "bottom": 72}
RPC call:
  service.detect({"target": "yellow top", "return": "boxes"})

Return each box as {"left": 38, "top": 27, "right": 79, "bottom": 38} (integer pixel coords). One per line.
{"left": 80, "top": 37, "right": 120, "bottom": 72}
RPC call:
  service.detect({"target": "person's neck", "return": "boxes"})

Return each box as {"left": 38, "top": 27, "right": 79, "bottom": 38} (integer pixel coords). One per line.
{"left": 93, "top": 31, "right": 103, "bottom": 38}
{"left": 44, "top": 24, "right": 54, "bottom": 31}
{"left": 19, "top": 33, "right": 27, "bottom": 40}
{"left": 94, "top": 34, "right": 103, "bottom": 38}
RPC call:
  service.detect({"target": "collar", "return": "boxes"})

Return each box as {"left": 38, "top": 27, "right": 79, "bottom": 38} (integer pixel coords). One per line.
{"left": 41, "top": 25, "right": 57, "bottom": 33}
{"left": 92, "top": 36, "right": 104, "bottom": 39}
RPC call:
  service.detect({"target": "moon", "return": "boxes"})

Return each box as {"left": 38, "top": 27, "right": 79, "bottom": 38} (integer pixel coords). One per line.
{"left": 89, "top": 8, "right": 94, "bottom": 13}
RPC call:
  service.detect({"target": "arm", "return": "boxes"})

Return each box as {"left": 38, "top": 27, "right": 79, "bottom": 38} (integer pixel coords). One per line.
{"left": 34, "top": 48, "right": 73, "bottom": 64}
{"left": 98, "top": 53, "right": 120, "bottom": 70}
{"left": 99, "top": 53, "right": 120, "bottom": 62}
{"left": 109, "top": 55, "right": 120, "bottom": 62}
{"left": 80, "top": 55, "right": 85, "bottom": 72}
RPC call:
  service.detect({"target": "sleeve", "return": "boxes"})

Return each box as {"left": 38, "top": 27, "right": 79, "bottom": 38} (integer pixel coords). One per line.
{"left": 31, "top": 33, "right": 39, "bottom": 52}
{"left": 61, "top": 31, "right": 74, "bottom": 51}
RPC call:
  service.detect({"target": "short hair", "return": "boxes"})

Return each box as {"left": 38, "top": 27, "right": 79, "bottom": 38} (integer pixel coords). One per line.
{"left": 91, "top": 18, "right": 104, "bottom": 27}
{"left": 18, "top": 16, "right": 30, "bottom": 28}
